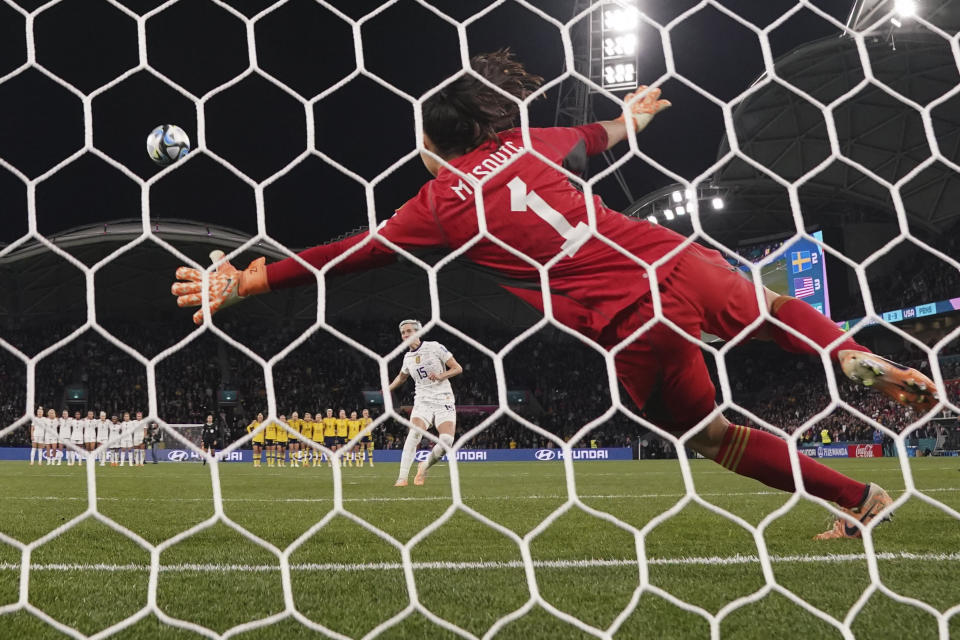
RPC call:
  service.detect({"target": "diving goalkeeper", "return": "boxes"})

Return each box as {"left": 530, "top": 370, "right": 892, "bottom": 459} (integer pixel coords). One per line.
{"left": 172, "top": 49, "right": 937, "bottom": 540}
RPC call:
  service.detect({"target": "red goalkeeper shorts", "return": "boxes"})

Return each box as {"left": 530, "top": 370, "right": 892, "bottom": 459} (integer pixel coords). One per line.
{"left": 605, "top": 243, "right": 765, "bottom": 432}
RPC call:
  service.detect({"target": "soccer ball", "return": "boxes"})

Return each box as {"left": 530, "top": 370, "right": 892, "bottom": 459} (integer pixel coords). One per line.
{"left": 146, "top": 124, "right": 191, "bottom": 166}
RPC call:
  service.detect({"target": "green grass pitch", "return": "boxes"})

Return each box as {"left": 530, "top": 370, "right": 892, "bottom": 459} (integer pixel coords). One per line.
{"left": 0, "top": 457, "right": 957, "bottom": 639}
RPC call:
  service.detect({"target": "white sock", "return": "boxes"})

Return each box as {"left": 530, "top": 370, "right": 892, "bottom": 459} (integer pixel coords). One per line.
{"left": 30, "top": 447, "right": 36, "bottom": 463}
{"left": 425, "top": 434, "right": 455, "bottom": 470}
{"left": 398, "top": 429, "right": 423, "bottom": 480}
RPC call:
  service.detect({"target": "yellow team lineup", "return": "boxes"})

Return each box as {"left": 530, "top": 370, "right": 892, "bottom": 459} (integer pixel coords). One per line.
{"left": 245, "top": 407, "right": 375, "bottom": 468}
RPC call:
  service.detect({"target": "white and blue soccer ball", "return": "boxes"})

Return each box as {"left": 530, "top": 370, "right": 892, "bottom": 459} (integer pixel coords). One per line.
{"left": 146, "top": 124, "right": 191, "bottom": 166}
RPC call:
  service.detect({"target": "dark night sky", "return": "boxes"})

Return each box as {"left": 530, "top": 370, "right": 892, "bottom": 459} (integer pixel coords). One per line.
{"left": 0, "top": 0, "right": 852, "bottom": 249}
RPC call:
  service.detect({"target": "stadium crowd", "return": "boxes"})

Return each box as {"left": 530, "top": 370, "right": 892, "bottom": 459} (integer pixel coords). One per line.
{"left": 2, "top": 304, "right": 958, "bottom": 455}
{"left": 832, "top": 236, "right": 960, "bottom": 320}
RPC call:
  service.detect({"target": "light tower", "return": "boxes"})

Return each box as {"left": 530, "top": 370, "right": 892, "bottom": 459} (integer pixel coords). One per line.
{"left": 554, "top": 0, "right": 642, "bottom": 202}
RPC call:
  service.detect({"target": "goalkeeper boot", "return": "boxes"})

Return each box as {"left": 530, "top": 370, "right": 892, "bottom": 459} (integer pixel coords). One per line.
{"left": 839, "top": 351, "right": 938, "bottom": 412}
{"left": 814, "top": 483, "right": 894, "bottom": 540}
{"left": 413, "top": 461, "right": 428, "bottom": 486}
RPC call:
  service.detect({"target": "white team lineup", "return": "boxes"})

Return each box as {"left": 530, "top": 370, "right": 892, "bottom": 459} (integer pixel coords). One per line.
{"left": 28, "top": 407, "right": 150, "bottom": 467}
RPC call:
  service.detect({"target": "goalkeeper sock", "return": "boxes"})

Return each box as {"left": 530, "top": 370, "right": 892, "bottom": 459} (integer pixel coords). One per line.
{"left": 716, "top": 425, "right": 866, "bottom": 509}
{"left": 398, "top": 429, "right": 423, "bottom": 480}
{"left": 768, "top": 297, "right": 867, "bottom": 361}
{"left": 425, "top": 434, "right": 455, "bottom": 469}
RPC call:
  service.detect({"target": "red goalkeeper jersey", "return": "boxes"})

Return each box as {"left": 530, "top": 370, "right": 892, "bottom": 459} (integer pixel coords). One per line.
{"left": 267, "top": 124, "right": 687, "bottom": 341}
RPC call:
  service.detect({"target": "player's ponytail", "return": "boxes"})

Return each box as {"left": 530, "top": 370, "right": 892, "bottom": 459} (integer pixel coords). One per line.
{"left": 423, "top": 49, "right": 543, "bottom": 157}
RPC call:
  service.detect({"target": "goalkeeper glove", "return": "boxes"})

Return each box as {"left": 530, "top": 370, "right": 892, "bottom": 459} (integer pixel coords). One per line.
{"left": 171, "top": 250, "right": 270, "bottom": 325}
{"left": 617, "top": 85, "right": 672, "bottom": 133}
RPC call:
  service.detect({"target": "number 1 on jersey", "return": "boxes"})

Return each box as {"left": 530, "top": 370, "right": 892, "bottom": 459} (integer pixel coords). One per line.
{"left": 507, "top": 176, "right": 591, "bottom": 257}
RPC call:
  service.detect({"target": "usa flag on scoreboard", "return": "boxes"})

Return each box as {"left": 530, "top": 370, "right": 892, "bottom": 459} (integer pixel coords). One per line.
{"left": 793, "top": 277, "right": 815, "bottom": 298}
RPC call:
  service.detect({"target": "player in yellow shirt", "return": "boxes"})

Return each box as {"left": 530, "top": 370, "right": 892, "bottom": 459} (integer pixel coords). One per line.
{"left": 275, "top": 414, "right": 291, "bottom": 466}
{"left": 322, "top": 408, "right": 337, "bottom": 467}
{"left": 335, "top": 409, "right": 349, "bottom": 468}
{"left": 311, "top": 410, "right": 325, "bottom": 467}
{"left": 361, "top": 408, "right": 374, "bottom": 467}
{"left": 246, "top": 412, "right": 265, "bottom": 467}
{"left": 346, "top": 411, "right": 362, "bottom": 467}
{"left": 299, "top": 412, "right": 314, "bottom": 467}
{"left": 264, "top": 417, "right": 278, "bottom": 467}
{"left": 287, "top": 411, "right": 302, "bottom": 467}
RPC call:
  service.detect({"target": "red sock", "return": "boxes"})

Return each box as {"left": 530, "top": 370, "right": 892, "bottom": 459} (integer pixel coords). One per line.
{"left": 768, "top": 297, "right": 868, "bottom": 362}
{"left": 716, "top": 424, "right": 866, "bottom": 508}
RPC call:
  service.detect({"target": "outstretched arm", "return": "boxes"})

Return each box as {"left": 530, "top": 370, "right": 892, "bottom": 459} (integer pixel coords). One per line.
{"left": 172, "top": 190, "right": 445, "bottom": 324}
{"left": 599, "top": 85, "right": 672, "bottom": 150}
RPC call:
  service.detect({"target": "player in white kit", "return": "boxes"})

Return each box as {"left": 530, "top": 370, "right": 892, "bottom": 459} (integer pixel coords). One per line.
{"left": 132, "top": 411, "right": 146, "bottom": 467}
{"left": 108, "top": 415, "right": 122, "bottom": 466}
{"left": 30, "top": 406, "right": 44, "bottom": 466}
{"left": 119, "top": 411, "right": 134, "bottom": 466}
{"left": 70, "top": 410, "right": 84, "bottom": 466}
{"left": 44, "top": 409, "right": 60, "bottom": 465}
{"left": 55, "top": 410, "right": 67, "bottom": 464}
{"left": 96, "top": 411, "right": 110, "bottom": 466}
{"left": 57, "top": 409, "right": 72, "bottom": 465}
{"left": 388, "top": 320, "right": 463, "bottom": 487}
{"left": 83, "top": 410, "right": 97, "bottom": 458}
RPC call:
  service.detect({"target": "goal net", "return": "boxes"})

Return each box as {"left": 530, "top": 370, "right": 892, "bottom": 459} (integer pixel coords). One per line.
{"left": 0, "top": 0, "right": 958, "bottom": 638}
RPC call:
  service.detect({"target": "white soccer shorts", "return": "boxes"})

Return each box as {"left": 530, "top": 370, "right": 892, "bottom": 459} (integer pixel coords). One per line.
{"left": 410, "top": 401, "right": 457, "bottom": 429}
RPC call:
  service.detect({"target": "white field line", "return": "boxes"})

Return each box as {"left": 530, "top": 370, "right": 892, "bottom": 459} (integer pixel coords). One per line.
{"left": 2, "top": 487, "right": 959, "bottom": 504}
{"left": 1, "top": 552, "right": 959, "bottom": 573}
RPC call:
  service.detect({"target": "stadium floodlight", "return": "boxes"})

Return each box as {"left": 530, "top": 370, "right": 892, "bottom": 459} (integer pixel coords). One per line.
{"left": 603, "top": 63, "right": 636, "bottom": 86}
{"left": 603, "top": 7, "right": 638, "bottom": 31}
{"left": 894, "top": 0, "right": 917, "bottom": 17}
{"left": 676, "top": 205, "right": 686, "bottom": 216}
{"left": 603, "top": 34, "right": 637, "bottom": 57}
{"left": 646, "top": 215, "right": 658, "bottom": 224}
{"left": 595, "top": 1, "right": 641, "bottom": 90}
{"left": 671, "top": 190, "right": 682, "bottom": 202}
{"left": 663, "top": 208, "right": 675, "bottom": 220}
{"left": 711, "top": 197, "right": 724, "bottom": 210}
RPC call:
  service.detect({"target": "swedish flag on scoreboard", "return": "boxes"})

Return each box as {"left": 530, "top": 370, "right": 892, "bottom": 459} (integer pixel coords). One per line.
{"left": 791, "top": 251, "right": 812, "bottom": 274}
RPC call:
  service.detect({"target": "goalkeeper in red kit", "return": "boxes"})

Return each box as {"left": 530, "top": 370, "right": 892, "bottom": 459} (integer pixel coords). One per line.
{"left": 172, "top": 50, "right": 937, "bottom": 540}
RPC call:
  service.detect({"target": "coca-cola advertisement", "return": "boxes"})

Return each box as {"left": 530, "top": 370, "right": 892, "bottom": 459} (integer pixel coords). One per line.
{"left": 848, "top": 444, "right": 883, "bottom": 458}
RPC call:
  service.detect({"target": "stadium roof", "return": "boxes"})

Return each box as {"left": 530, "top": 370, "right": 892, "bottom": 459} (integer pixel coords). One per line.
{"left": 0, "top": 219, "right": 541, "bottom": 336}
{"left": 628, "top": 27, "right": 960, "bottom": 244}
